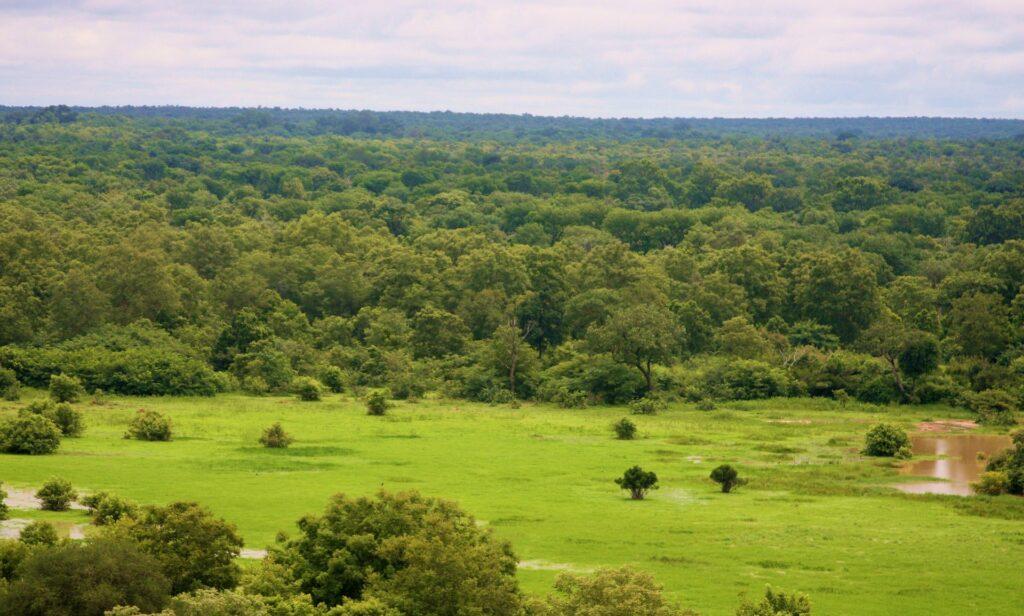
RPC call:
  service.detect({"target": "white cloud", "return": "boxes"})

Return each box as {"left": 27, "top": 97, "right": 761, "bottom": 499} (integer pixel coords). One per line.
{"left": 0, "top": 0, "right": 1021, "bottom": 117}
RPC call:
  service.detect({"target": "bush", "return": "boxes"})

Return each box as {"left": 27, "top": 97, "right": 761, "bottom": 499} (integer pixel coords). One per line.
{"left": 613, "top": 418, "right": 637, "bottom": 440}
{"left": 81, "top": 492, "right": 139, "bottom": 525}
{"left": 0, "top": 482, "right": 7, "bottom": 521}
{"left": 985, "top": 431, "right": 1024, "bottom": 495}
{"left": 0, "top": 413, "right": 62, "bottom": 454}
{"left": 48, "top": 373, "right": 85, "bottom": 402}
{"left": 125, "top": 409, "right": 172, "bottom": 441}
{"left": 710, "top": 464, "right": 743, "bottom": 493}
{"left": 292, "top": 376, "right": 322, "bottom": 401}
{"left": 49, "top": 403, "right": 84, "bottom": 437}
{"left": 696, "top": 398, "right": 716, "bottom": 411}
{"left": 736, "top": 586, "right": 812, "bottom": 616}
{"left": 36, "top": 477, "right": 77, "bottom": 511}
{"left": 19, "top": 520, "right": 59, "bottom": 547}
{"left": 965, "top": 389, "right": 1019, "bottom": 426}
{"left": 862, "top": 423, "right": 911, "bottom": 457}
{"left": 629, "top": 397, "right": 666, "bottom": 415}
{"left": 320, "top": 365, "right": 347, "bottom": 393}
{"left": 259, "top": 422, "right": 294, "bottom": 448}
{"left": 365, "top": 390, "right": 390, "bottom": 416}
{"left": 972, "top": 471, "right": 1009, "bottom": 496}
{"left": 695, "top": 358, "right": 794, "bottom": 401}
{"left": 0, "top": 367, "right": 19, "bottom": 400}
{"left": 0, "top": 537, "right": 170, "bottom": 615}
{"left": 540, "top": 567, "right": 690, "bottom": 616}
{"left": 615, "top": 466, "right": 659, "bottom": 500}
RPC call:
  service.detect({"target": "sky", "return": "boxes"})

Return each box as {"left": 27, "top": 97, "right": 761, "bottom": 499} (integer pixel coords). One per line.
{"left": 1, "top": 0, "right": 1023, "bottom": 118}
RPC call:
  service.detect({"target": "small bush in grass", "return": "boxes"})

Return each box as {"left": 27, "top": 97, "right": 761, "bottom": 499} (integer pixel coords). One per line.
{"left": 292, "top": 377, "right": 322, "bottom": 401}
{"left": 972, "top": 471, "right": 1009, "bottom": 496}
{"left": 125, "top": 409, "right": 172, "bottom": 441}
{"left": 0, "top": 367, "right": 20, "bottom": 400}
{"left": 710, "top": 464, "right": 743, "bottom": 493}
{"left": 696, "top": 398, "right": 716, "bottom": 411}
{"left": 81, "top": 491, "right": 139, "bottom": 525}
{"left": 554, "top": 389, "right": 588, "bottom": 409}
{"left": 0, "top": 413, "right": 62, "bottom": 454}
{"left": 613, "top": 418, "right": 637, "bottom": 440}
{"left": 259, "top": 422, "right": 294, "bottom": 448}
{"left": 365, "top": 390, "right": 390, "bottom": 416}
{"left": 49, "top": 373, "right": 85, "bottom": 403}
{"left": 36, "top": 477, "right": 77, "bottom": 511}
{"left": 19, "top": 520, "right": 59, "bottom": 547}
{"left": 736, "top": 585, "right": 811, "bottom": 616}
{"left": 615, "top": 466, "right": 659, "bottom": 500}
{"left": 319, "top": 365, "right": 346, "bottom": 393}
{"left": 50, "top": 403, "right": 84, "bottom": 437}
{"left": 630, "top": 397, "right": 665, "bottom": 415}
{"left": 862, "top": 423, "right": 911, "bottom": 457}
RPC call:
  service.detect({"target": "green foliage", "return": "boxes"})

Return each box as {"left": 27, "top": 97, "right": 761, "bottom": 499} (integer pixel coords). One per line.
{"left": 0, "top": 367, "right": 19, "bottom": 400}
{"left": 964, "top": 389, "right": 1019, "bottom": 426}
{"left": 537, "top": 566, "right": 695, "bottom": 616}
{"left": 0, "top": 483, "right": 7, "bottom": 521}
{"left": 291, "top": 377, "right": 322, "bottom": 402}
{"left": 972, "top": 471, "right": 1009, "bottom": 496}
{"left": 736, "top": 586, "right": 812, "bottom": 616}
{"left": 615, "top": 466, "right": 659, "bottom": 500}
{"left": 985, "top": 431, "right": 1024, "bottom": 495}
{"left": 319, "top": 365, "right": 346, "bottom": 393}
{"left": 365, "top": 390, "right": 390, "bottom": 416}
{"left": 862, "top": 423, "right": 911, "bottom": 457}
{"left": 0, "top": 413, "right": 62, "bottom": 454}
{"left": 81, "top": 492, "right": 140, "bottom": 526}
{"left": 629, "top": 397, "right": 665, "bottom": 415}
{"left": 0, "top": 537, "right": 170, "bottom": 616}
{"left": 24, "top": 400, "right": 84, "bottom": 437}
{"left": 259, "top": 423, "right": 294, "bottom": 448}
{"left": 709, "top": 464, "right": 742, "bottom": 493}
{"left": 692, "top": 358, "right": 795, "bottom": 401}
{"left": 49, "top": 373, "right": 85, "bottom": 402}
{"left": 19, "top": 520, "right": 58, "bottom": 547}
{"left": 613, "top": 418, "right": 637, "bottom": 440}
{"left": 112, "top": 501, "right": 244, "bottom": 594}
{"left": 36, "top": 477, "right": 77, "bottom": 511}
{"left": 125, "top": 409, "right": 173, "bottom": 441}
{"left": 266, "top": 490, "right": 521, "bottom": 613}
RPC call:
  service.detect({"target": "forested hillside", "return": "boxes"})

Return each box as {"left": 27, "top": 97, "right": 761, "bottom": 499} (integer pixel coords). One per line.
{"left": 1, "top": 106, "right": 1023, "bottom": 417}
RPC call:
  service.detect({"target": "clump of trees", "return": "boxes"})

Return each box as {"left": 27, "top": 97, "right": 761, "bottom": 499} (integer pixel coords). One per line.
{"left": 125, "top": 410, "right": 173, "bottom": 441}
{"left": 0, "top": 412, "right": 62, "bottom": 454}
{"left": 862, "top": 424, "right": 912, "bottom": 457}
{"left": 81, "top": 492, "right": 139, "bottom": 525}
{"left": 24, "top": 401, "right": 83, "bottom": 437}
{"left": 616, "top": 466, "right": 659, "bottom": 500}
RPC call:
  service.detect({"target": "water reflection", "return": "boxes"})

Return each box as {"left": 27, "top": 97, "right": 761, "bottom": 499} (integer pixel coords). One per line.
{"left": 896, "top": 434, "right": 1012, "bottom": 496}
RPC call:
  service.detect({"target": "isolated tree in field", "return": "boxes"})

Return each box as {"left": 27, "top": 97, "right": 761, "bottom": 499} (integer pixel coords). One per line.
{"left": 125, "top": 409, "right": 172, "bottom": 441}
{"left": 615, "top": 466, "right": 659, "bottom": 500}
{"left": 613, "top": 417, "right": 637, "bottom": 440}
{"left": 259, "top": 422, "right": 294, "bottom": 448}
{"left": 588, "top": 303, "right": 681, "bottom": 392}
{"left": 709, "top": 464, "right": 742, "bottom": 493}
{"left": 365, "top": 390, "right": 390, "bottom": 416}
{"left": 862, "top": 423, "right": 911, "bottom": 457}
{"left": 36, "top": 477, "right": 77, "bottom": 511}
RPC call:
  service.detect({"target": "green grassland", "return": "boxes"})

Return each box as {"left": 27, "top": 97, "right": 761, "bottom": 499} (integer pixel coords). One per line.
{"left": 2, "top": 392, "right": 1022, "bottom": 615}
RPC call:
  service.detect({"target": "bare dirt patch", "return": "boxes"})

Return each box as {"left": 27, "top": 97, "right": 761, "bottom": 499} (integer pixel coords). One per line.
{"left": 915, "top": 419, "right": 978, "bottom": 432}
{"left": 2, "top": 488, "right": 88, "bottom": 511}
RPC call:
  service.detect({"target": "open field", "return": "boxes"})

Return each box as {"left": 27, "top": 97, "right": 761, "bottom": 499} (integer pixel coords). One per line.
{"left": 2, "top": 392, "right": 1022, "bottom": 615}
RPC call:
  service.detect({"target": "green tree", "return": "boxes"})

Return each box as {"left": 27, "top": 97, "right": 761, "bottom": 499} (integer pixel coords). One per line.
{"left": 536, "top": 566, "right": 694, "bottom": 616}
{"left": 588, "top": 303, "right": 681, "bottom": 392}
{"left": 615, "top": 466, "right": 659, "bottom": 500}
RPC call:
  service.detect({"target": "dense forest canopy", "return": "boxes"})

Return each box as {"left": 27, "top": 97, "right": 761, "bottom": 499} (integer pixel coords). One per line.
{"left": 1, "top": 106, "right": 1023, "bottom": 411}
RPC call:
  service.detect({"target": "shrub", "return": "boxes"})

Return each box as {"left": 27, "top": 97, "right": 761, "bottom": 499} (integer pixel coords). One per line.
{"left": 630, "top": 397, "right": 666, "bottom": 415}
{"left": 862, "top": 423, "right": 911, "bottom": 457}
{"left": 48, "top": 373, "right": 85, "bottom": 403}
{"left": 736, "top": 586, "right": 812, "bottom": 616}
{"left": 49, "top": 403, "right": 84, "bottom": 437}
{"left": 81, "top": 492, "right": 139, "bottom": 525}
{"left": 36, "top": 477, "right": 77, "bottom": 511}
{"left": 259, "top": 422, "right": 294, "bottom": 448}
{"left": 0, "top": 538, "right": 29, "bottom": 580}
{"left": 972, "top": 471, "right": 1009, "bottom": 496}
{"left": 19, "top": 520, "right": 59, "bottom": 547}
{"left": 0, "top": 367, "right": 19, "bottom": 400}
{"left": 365, "top": 390, "right": 390, "bottom": 416}
{"left": 113, "top": 501, "right": 244, "bottom": 594}
{"left": 710, "top": 464, "right": 743, "bottom": 493}
{"left": 985, "top": 431, "right": 1024, "bottom": 495}
{"left": 320, "top": 365, "right": 347, "bottom": 393}
{"left": 613, "top": 418, "right": 637, "bottom": 440}
{"left": 125, "top": 409, "right": 172, "bottom": 441}
{"left": 0, "top": 537, "right": 170, "bottom": 615}
{"left": 0, "top": 413, "right": 62, "bottom": 454}
{"left": 0, "top": 482, "right": 7, "bottom": 521}
{"left": 965, "top": 389, "right": 1019, "bottom": 426}
{"left": 615, "top": 466, "right": 659, "bottom": 500}
{"left": 696, "top": 398, "right": 716, "bottom": 411}
{"left": 292, "top": 376, "right": 323, "bottom": 401}
{"left": 552, "top": 388, "right": 588, "bottom": 408}
{"left": 696, "top": 358, "right": 794, "bottom": 401}
{"left": 541, "top": 567, "right": 691, "bottom": 616}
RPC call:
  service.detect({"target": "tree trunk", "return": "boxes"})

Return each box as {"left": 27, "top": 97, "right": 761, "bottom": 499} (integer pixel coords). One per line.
{"left": 886, "top": 355, "right": 906, "bottom": 401}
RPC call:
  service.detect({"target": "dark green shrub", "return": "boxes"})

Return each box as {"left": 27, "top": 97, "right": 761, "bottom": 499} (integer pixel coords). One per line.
{"left": 0, "top": 537, "right": 170, "bottom": 615}
{"left": 81, "top": 492, "right": 139, "bottom": 525}
{"left": 629, "top": 397, "right": 666, "bottom": 415}
{"left": 696, "top": 398, "right": 716, "bottom": 411}
{"left": 696, "top": 358, "right": 794, "bottom": 401}
{"left": 365, "top": 390, "right": 390, "bottom": 416}
{"left": 710, "top": 464, "right": 743, "bottom": 493}
{"left": 259, "top": 422, "right": 294, "bottom": 448}
{"left": 36, "top": 477, "right": 77, "bottom": 511}
{"left": 0, "top": 413, "right": 61, "bottom": 454}
{"left": 0, "top": 538, "right": 29, "bottom": 581}
{"left": 125, "top": 409, "right": 173, "bottom": 441}
{"left": 320, "top": 365, "right": 347, "bottom": 393}
{"left": 736, "top": 585, "right": 812, "bottom": 616}
{"left": 862, "top": 423, "right": 911, "bottom": 457}
{"left": 965, "top": 389, "right": 1019, "bottom": 426}
{"left": 19, "top": 520, "right": 59, "bottom": 547}
{"left": 48, "top": 373, "right": 85, "bottom": 403}
{"left": 972, "top": 471, "right": 1009, "bottom": 496}
{"left": 50, "top": 403, "right": 84, "bottom": 437}
{"left": 985, "top": 431, "right": 1024, "bottom": 495}
{"left": 0, "top": 482, "right": 8, "bottom": 521}
{"left": 0, "top": 367, "right": 19, "bottom": 401}
{"left": 615, "top": 466, "right": 659, "bottom": 500}
{"left": 552, "top": 388, "right": 588, "bottom": 408}
{"left": 541, "top": 567, "right": 684, "bottom": 615}
{"left": 292, "top": 376, "right": 322, "bottom": 401}
{"left": 613, "top": 418, "right": 637, "bottom": 440}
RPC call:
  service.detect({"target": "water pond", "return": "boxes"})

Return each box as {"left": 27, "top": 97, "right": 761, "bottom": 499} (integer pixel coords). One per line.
{"left": 896, "top": 434, "right": 1012, "bottom": 496}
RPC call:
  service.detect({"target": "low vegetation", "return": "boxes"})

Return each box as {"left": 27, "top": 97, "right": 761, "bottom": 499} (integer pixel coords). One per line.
{"left": 35, "top": 477, "right": 77, "bottom": 511}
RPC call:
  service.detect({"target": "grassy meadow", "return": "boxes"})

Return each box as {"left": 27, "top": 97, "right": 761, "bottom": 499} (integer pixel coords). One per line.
{"left": 2, "top": 392, "right": 1022, "bottom": 615}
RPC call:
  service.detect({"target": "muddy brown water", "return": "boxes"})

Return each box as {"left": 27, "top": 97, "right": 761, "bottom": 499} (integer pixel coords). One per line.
{"left": 896, "top": 434, "right": 1013, "bottom": 495}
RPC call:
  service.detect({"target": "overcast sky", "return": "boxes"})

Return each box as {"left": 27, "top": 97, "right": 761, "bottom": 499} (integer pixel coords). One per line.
{"left": 2, "top": 0, "right": 1022, "bottom": 118}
